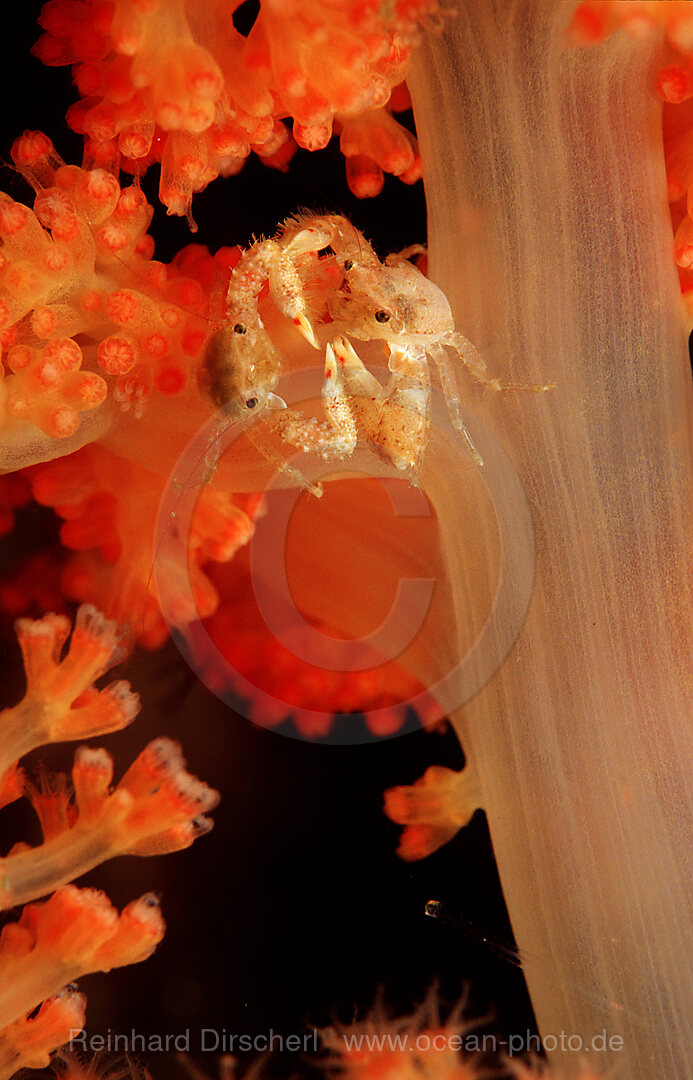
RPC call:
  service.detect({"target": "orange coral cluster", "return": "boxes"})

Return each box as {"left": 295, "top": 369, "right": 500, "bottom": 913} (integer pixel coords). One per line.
{"left": 23, "top": 442, "right": 263, "bottom": 647}
{"left": 322, "top": 991, "right": 607, "bottom": 1080}
{"left": 0, "top": 136, "right": 273, "bottom": 647}
{"left": 4, "top": 736, "right": 218, "bottom": 908}
{"left": 321, "top": 993, "right": 482, "bottom": 1080}
{"left": 0, "top": 136, "right": 272, "bottom": 646}
{"left": 0, "top": 131, "right": 214, "bottom": 444}
{"left": 384, "top": 764, "right": 481, "bottom": 861}
{"left": 0, "top": 985, "right": 86, "bottom": 1080}
{"left": 33, "top": 0, "right": 430, "bottom": 214}
{"left": 0, "top": 605, "right": 218, "bottom": 1075}
{"left": 571, "top": 1, "right": 693, "bottom": 321}
{"left": 0, "top": 887, "right": 163, "bottom": 1078}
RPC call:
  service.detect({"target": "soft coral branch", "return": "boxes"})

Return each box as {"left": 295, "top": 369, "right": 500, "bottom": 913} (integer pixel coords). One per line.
{"left": 0, "top": 738, "right": 218, "bottom": 910}
{"left": 0, "top": 886, "right": 164, "bottom": 1030}
{"left": 24, "top": 442, "right": 264, "bottom": 647}
{"left": 0, "top": 603, "right": 138, "bottom": 782}
{"left": 0, "top": 595, "right": 219, "bottom": 1070}
{"left": 384, "top": 764, "right": 481, "bottom": 861}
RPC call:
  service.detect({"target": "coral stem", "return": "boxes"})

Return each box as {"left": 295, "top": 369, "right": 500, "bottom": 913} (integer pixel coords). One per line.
{"left": 0, "top": 820, "right": 123, "bottom": 911}
{"left": 409, "top": 2, "right": 693, "bottom": 1075}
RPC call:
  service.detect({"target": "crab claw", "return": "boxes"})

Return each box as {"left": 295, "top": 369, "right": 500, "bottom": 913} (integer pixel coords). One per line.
{"left": 292, "top": 312, "right": 319, "bottom": 349}
{"left": 324, "top": 341, "right": 337, "bottom": 379}
{"left": 332, "top": 335, "right": 382, "bottom": 398}
{"left": 332, "top": 334, "right": 362, "bottom": 368}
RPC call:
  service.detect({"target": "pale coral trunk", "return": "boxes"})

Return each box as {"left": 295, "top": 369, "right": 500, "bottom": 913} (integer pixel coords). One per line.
{"left": 408, "top": 2, "right": 693, "bottom": 1076}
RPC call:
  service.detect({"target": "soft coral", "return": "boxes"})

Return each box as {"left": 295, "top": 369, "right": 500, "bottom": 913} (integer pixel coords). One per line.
{"left": 33, "top": 0, "right": 431, "bottom": 214}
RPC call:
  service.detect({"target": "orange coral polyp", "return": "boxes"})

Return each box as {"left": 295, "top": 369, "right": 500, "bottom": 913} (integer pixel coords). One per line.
{"left": 71, "top": 744, "right": 113, "bottom": 818}
{"left": 0, "top": 203, "right": 30, "bottom": 237}
{"left": 97, "top": 221, "right": 129, "bottom": 251}
{"left": 80, "top": 168, "right": 121, "bottom": 213}
{"left": 11, "top": 130, "right": 55, "bottom": 168}
{"left": 46, "top": 408, "right": 80, "bottom": 438}
{"left": 104, "top": 288, "right": 139, "bottom": 323}
{"left": 41, "top": 245, "right": 72, "bottom": 274}
{"left": 71, "top": 375, "right": 104, "bottom": 406}
{"left": 658, "top": 62, "right": 693, "bottom": 104}
{"left": 97, "top": 334, "right": 136, "bottom": 373}
{"left": 43, "top": 338, "right": 83, "bottom": 370}
{"left": 4, "top": 263, "right": 47, "bottom": 301}
{"left": 153, "top": 362, "right": 186, "bottom": 394}
{"left": 344, "top": 155, "right": 381, "bottom": 197}
{"left": 7, "top": 347, "right": 34, "bottom": 373}
{"left": 31, "top": 309, "right": 55, "bottom": 339}
{"left": 33, "top": 188, "right": 75, "bottom": 231}
{"left": 33, "top": 359, "right": 65, "bottom": 391}
{"left": 118, "top": 127, "right": 152, "bottom": 158}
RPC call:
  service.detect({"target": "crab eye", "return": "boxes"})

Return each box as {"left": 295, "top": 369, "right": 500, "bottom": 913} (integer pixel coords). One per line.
{"left": 245, "top": 396, "right": 259, "bottom": 410}
{"left": 233, "top": 323, "right": 247, "bottom": 335}
{"left": 375, "top": 309, "right": 390, "bottom": 324}
{"left": 343, "top": 258, "right": 354, "bottom": 271}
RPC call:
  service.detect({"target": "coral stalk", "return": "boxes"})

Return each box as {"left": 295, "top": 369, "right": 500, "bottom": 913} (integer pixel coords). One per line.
{"left": 407, "top": 2, "right": 693, "bottom": 1076}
